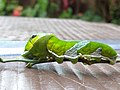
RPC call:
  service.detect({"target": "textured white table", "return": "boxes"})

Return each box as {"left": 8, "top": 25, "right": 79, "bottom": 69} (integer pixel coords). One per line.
{"left": 0, "top": 16, "right": 120, "bottom": 90}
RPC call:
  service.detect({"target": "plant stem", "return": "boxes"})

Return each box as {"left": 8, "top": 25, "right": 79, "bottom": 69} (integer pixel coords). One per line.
{"left": 0, "top": 57, "right": 120, "bottom": 65}
{"left": 0, "top": 58, "right": 37, "bottom": 63}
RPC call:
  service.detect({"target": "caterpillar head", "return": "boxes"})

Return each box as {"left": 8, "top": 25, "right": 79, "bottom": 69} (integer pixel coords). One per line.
{"left": 24, "top": 33, "right": 54, "bottom": 51}
{"left": 24, "top": 34, "right": 39, "bottom": 51}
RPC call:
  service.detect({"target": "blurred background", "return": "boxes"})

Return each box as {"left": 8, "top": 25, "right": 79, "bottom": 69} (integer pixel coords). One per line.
{"left": 0, "top": 0, "right": 120, "bottom": 25}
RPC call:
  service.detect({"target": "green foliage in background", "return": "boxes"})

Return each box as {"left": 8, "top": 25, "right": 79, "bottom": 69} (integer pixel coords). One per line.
{"left": 0, "top": 0, "right": 119, "bottom": 25}
{"left": 47, "top": 2, "right": 59, "bottom": 17}
{"left": 72, "top": 9, "right": 103, "bottom": 22}
{"left": 59, "top": 8, "right": 72, "bottom": 18}
{"left": 80, "top": 10, "right": 103, "bottom": 22}
{"left": 22, "top": 0, "right": 48, "bottom": 17}
{"left": 0, "top": 0, "right": 6, "bottom": 15}
{"left": 111, "top": 6, "right": 120, "bottom": 25}
{"left": 0, "top": 0, "right": 18, "bottom": 15}
{"left": 6, "top": 1, "right": 18, "bottom": 12}
{"left": 38, "top": 0, "right": 48, "bottom": 17}
{"left": 22, "top": 4, "right": 39, "bottom": 17}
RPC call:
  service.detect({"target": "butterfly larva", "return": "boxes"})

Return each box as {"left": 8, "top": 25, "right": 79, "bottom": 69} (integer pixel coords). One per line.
{"left": 22, "top": 33, "right": 117, "bottom": 68}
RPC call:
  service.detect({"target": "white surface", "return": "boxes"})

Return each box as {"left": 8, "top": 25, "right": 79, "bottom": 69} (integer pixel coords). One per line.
{"left": 0, "top": 48, "right": 24, "bottom": 55}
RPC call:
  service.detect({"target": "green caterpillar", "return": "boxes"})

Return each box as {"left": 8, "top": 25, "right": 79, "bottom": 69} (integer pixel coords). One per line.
{"left": 21, "top": 33, "right": 118, "bottom": 68}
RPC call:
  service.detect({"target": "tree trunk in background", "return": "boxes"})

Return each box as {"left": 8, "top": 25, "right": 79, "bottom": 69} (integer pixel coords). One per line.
{"left": 67, "top": 0, "right": 88, "bottom": 15}
{"left": 94, "top": 0, "right": 111, "bottom": 23}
